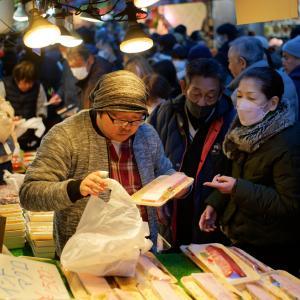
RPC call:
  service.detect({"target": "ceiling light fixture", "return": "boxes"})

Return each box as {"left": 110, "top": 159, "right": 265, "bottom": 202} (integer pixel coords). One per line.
{"left": 134, "top": 0, "right": 160, "bottom": 9}
{"left": 13, "top": 2, "right": 29, "bottom": 22}
{"left": 119, "top": 1, "right": 153, "bottom": 53}
{"left": 23, "top": 8, "right": 61, "bottom": 48}
{"left": 57, "top": 25, "right": 83, "bottom": 47}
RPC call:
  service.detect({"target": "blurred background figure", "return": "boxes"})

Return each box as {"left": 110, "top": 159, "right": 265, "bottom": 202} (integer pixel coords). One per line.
{"left": 152, "top": 33, "right": 177, "bottom": 62}
{"left": 187, "top": 44, "right": 212, "bottom": 61}
{"left": 153, "top": 59, "right": 181, "bottom": 98}
{"left": 0, "top": 96, "right": 17, "bottom": 183}
{"left": 95, "top": 26, "right": 122, "bottom": 70}
{"left": 214, "top": 23, "right": 239, "bottom": 75}
{"left": 124, "top": 55, "right": 153, "bottom": 79}
{"left": 282, "top": 36, "right": 300, "bottom": 114}
{"left": 144, "top": 73, "right": 171, "bottom": 114}
{"left": 0, "top": 60, "right": 47, "bottom": 150}
{"left": 65, "top": 44, "right": 113, "bottom": 109}
{"left": 171, "top": 44, "right": 188, "bottom": 80}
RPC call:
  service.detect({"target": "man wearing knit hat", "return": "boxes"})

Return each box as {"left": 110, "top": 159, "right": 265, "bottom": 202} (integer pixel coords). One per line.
{"left": 20, "top": 70, "right": 175, "bottom": 256}
{"left": 282, "top": 36, "right": 300, "bottom": 114}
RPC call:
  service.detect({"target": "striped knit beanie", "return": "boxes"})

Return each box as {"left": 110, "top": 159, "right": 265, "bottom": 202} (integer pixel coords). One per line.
{"left": 89, "top": 70, "right": 148, "bottom": 113}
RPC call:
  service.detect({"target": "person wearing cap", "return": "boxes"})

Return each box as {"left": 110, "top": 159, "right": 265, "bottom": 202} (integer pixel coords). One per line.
{"left": 282, "top": 36, "right": 300, "bottom": 115}
{"left": 20, "top": 70, "right": 175, "bottom": 256}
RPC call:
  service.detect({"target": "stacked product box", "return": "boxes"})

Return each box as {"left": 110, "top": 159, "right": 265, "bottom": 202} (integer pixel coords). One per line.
{"left": 0, "top": 185, "right": 26, "bottom": 249}
{"left": 24, "top": 210, "right": 55, "bottom": 258}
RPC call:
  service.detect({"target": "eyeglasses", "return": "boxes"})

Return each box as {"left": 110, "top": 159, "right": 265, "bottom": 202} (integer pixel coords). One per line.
{"left": 106, "top": 112, "right": 146, "bottom": 127}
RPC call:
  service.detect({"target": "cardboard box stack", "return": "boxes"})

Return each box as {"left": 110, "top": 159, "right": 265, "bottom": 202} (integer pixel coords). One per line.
{"left": 0, "top": 185, "right": 26, "bottom": 249}
{"left": 24, "top": 210, "right": 55, "bottom": 258}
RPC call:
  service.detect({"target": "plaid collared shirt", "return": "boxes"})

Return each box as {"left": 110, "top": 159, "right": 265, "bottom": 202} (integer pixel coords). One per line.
{"left": 108, "top": 138, "right": 148, "bottom": 221}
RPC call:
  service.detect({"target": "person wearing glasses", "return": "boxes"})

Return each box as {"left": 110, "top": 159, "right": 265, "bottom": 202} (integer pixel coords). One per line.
{"left": 19, "top": 70, "right": 175, "bottom": 256}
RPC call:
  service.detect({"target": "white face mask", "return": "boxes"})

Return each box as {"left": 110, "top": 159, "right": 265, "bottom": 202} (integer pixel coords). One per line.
{"left": 237, "top": 98, "right": 269, "bottom": 126}
{"left": 70, "top": 66, "right": 89, "bottom": 80}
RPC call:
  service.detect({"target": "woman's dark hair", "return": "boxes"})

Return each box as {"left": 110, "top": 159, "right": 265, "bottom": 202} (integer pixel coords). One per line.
{"left": 13, "top": 60, "right": 36, "bottom": 82}
{"left": 143, "top": 73, "right": 171, "bottom": 101}
{"left": 240, "top": 67, "right": 284, "bottom": 102}
{"left": 152, "top": 59, "right": 178, "bottom": 88}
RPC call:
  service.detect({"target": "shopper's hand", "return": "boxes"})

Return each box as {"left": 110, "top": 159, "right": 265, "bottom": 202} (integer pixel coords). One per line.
{"left": 49, "top": 94, "right": 62, "bottom": 105}
{"left": 199, "top": 205, "right": 217, "bottom": 232}
{"left": 80, "top": 171, "right": 107, "bottom": 197}
{"left": 203, "top": 174, "right": 236, "bottom": 194}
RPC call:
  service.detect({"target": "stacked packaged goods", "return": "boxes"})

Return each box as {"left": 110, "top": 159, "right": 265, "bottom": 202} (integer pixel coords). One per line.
{"left": 0, "top": 185, "right": 26, "bottom": 249}
{"left": 24, "top": 210, "right": 55, "bottom": 258}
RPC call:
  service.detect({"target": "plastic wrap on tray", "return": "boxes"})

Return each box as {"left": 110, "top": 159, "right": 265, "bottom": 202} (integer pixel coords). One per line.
{"left": 264, "top": 270, "right": 300, "bottom": 299}
{"left": 229, "top": 247, "right": 273, "bottom": 274}
{"left": 136, "top": 252, "right": 177, "bottom": 282}
{"left": 150, "top": 280, "right": 192, "bottom": 300}
{"left": 181, "top": 272, "right": 243, "bottom": 300}
{"left": 77, "top": 273, "right": 112, "bottom": 296}
{"left": 234, "top": 269, "right": 300, "bottom": 299}
{"left": 183, "top": 243, "right": 260, "bottom": 284}
{"left": 131, "top": 173, "right": 194, "bottom": 206}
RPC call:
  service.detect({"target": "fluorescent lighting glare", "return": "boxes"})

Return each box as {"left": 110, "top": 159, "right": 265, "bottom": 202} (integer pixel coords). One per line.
{"left": 134, "top": 0, "right": 159, "bottom": 8}
{"left": 13, "top": 3, "right": 29, "bottom": 22}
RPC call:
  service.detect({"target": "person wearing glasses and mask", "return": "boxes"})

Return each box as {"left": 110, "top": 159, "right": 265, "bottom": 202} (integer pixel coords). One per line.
{"left": 200, "top": 67, "right": 300, "bottom": 276}
{"left": 149, "top": 58, "right": 235, "bottom": 249}
{"left": 20, "top": 70, "right": 176, "bottom": 256}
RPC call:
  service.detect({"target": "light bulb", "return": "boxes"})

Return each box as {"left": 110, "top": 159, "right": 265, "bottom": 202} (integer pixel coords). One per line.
{"left": 134, "top": 0, "right": 159, "bottom": 8}
{"left": 120, "top": 37, "right": 153, "bottom": 53}
{"left": 23, "top": 9, "right": 61, "bottom": 48}
{"left": 13, "top": 3, "right": 29, "bottom": 22}
{"left": 58, "top": 35, "right": 83, "bottom": 47}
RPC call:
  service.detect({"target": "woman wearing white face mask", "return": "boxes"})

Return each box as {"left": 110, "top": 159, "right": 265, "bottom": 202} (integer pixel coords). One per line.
{"left": 199, "top": 67, "right": 300, "bottom": 276}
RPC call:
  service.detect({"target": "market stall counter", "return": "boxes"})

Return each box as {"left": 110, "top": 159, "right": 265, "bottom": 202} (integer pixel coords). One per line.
{"left": 6, "top": 243, "right": 300, "bottom": 299}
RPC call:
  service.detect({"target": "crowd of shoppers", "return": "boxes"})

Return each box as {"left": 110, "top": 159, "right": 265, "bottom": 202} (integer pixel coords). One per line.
{"left": 1, "top": 20, "right": 300, "bottom": 276}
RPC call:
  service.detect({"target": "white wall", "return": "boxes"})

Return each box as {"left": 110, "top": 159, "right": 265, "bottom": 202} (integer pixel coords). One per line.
{"left": 0, "top": 0, "right": 14, "bottom": 34}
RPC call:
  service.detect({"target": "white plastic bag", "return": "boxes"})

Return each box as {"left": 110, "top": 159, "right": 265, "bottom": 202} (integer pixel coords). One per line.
{"left": 14, "top": 117, "right": 45, "bottom": 138}
{"left": 61, "top": 178, "right": 152, "bottom": 276}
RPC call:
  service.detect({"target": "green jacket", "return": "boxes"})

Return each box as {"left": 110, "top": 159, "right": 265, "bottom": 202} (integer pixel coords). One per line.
{"left": 207, "top": 123, "right": 300, "bottom": 247}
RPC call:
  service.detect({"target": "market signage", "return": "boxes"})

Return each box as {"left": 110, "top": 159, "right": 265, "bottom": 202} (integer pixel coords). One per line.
{"left": 235, "top": 0, "right": 298, "bottom": 24}
{"left": 0, "top": 254, "right": 70, "bottom": 299}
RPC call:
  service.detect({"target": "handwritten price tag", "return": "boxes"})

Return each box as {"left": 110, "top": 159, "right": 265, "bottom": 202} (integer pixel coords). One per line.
{"left": 0, "top": 254, "right": 70, "bottom": 299}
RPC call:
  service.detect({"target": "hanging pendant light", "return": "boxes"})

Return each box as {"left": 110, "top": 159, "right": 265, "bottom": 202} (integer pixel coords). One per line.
{"left": 23, "top": 8, "right": 61, "bottom": 48}
{"left": 134, "top": 0, "right": 160, "bottom": 9}
{"left": 57, "top": 26, "right": 83, "bottom": 47}
{"left": 13, "top": 2, "right": 29, "bottom": 22}
{"left": 120, "top": 21, "right": 153, "bottom": 53}
{"left": 119, "top": 1, "right": 153, "bottom": 54}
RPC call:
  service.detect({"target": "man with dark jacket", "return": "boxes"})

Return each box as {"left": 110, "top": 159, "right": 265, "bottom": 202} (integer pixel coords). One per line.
{"left": 149, "top": 58, "right": 235, "bottom": 247}
{"left": 66, "top": 45, "right": 113, "bottom": 110}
